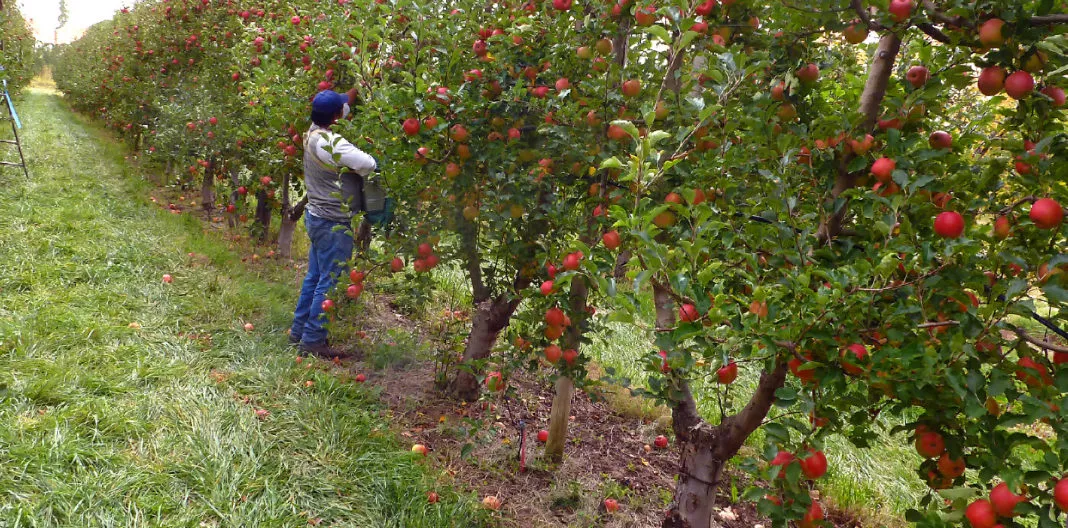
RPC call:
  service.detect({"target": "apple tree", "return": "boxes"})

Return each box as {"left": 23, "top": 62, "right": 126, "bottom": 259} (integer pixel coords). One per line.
{"left": 564, "top": 1, "right": 1068, "bottom": 527}
{"left": 0, "top": 0, "right": 37, "bottom": 94}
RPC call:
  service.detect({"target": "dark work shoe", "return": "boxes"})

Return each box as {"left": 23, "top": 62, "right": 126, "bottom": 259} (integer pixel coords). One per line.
{"left": 300, "top": 341, "right": 353, "bottom": 360}
{"left": 288, "top": 334, "right": 301, "bottom": 347}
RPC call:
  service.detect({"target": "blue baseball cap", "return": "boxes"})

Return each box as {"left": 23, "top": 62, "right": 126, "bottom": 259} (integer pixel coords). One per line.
{"left": 312, "top": 90, "right": 347, "bottom": 115}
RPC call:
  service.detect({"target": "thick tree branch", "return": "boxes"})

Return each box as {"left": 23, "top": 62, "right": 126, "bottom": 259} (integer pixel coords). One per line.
{"left": 817, "top": 32, "right": 901, "bottom": 243}
{"left": 1012, "top": 327, "right": 1068, "bottom": 354}
{"left": 712, "top": 361, "right": 789, "bottom": 459}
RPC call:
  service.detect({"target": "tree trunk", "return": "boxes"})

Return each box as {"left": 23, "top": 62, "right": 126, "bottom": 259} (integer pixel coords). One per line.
{"left": 255, "top": 189, "right": 271, "bottom": 241}
{"left": 545, "top": 375, "right": 574, "bottom": 462}
{"left": 447, "top": 295, "right": 522, "bottom": 401}
{"left": 544, "top": 275, "right": 589, "bottom": 462}
{"left": 664, "top": 444, "right": 725, "bottom": 528}
{"left": 200, "top": 162, "right": 215, "bottom": 213}
{"left": 277, "top": 197, "right": 308, "bottom": 260}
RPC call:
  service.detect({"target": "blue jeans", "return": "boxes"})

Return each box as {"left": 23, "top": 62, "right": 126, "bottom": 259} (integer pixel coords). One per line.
{"left": 290, "top": 212, "right": 354, "bottom": 345}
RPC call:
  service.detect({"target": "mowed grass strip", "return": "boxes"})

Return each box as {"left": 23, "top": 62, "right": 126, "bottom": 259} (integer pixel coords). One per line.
{"left": 0, "top": 84, "right": 488, "bottom": 527}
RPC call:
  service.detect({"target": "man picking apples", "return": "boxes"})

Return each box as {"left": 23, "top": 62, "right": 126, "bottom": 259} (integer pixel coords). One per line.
{"left": 289, "top": 89, "right": 377, "bottom": 359}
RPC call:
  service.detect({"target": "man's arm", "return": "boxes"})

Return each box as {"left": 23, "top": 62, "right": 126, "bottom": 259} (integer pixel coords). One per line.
{"left": 316, "top": 133, "right": 377, "bottom": 176}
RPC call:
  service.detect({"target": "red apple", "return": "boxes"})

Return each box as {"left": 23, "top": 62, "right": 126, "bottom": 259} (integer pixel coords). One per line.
{"left": 427, "top": 491, "right": 438, "bottom": 503}
{"left": 1004, "top": 71, "right": 1034, "bottom": 99}
{"left": 989, "top": 482, "right": 1027, "bottom": 517}
{"left": 449, "top": 124, "right": 469, "bottom": 142}
{"left": 346, "top": 283, "right": 363, "bottom": 299}
{"left": 162, "top": 274, "right": 173, "bottom": 283}
{"left": 978, "top": 18, "right": 1005, "bottom": 48}
{"left": 1041, "top": 85, "right": 1066, "bottom": 107}
{"left": 390, "top": 257, "right": 404, "bottom": 273}
{"left": 840, "top": 343, "right": 868, "bottom": 376}
{"left": 679, "top": 303, "right": 700, "bottom": 323}
{"left": 545, "top": 308, "right": 568, "bottom": 328}
{"left": 402, "top": 118, "right": 420, "bottom": 136}
{"left": 537, "top": 429, "right": 549, "bottom": 442}
{"left": 321, "top": 299, "right": 335, "bottom": 312}
{"left": 485, "top": 371, "right": 505, "bottom": 392}
{"left": 562, "top": 252, "right": 582, "bottom": 271}
{"left": 654, "top": 435, "right": 669, "bottom": 449}
{"left": 471, "top": 39, "right": 488, "bottom": 57}
{"left": 552, "top": 0, "right": 572, "bottom": 10}
{"left": 602, "top": 230, "right": 621, "bottom": 250}
{"left": 717, "top": 362, "right": 739, "bottom": 384}
{"left": 977, "top": 66, "right": 1006, "bottom": 96}
{"left": 937, "top": 452, "right": 965, "bottom": 478}
{"left": 412, "top": 444, "right": 428, "bottom": 455}
{"left": 634, "top": 5, "right": 656, "bottom": 26}
{"left": 604, "top": 498, "right": 619, "bottom": 512}
{"left": 887, "top": 0, "right": 913, "bottom": 23}
{"left": 929, "top": 131, "right": 952, "bottom": 150}
{"left": 800, "top": 449, "right": 828, "bottom": 479}
{"left": 993, "top": 215, "right": 1011, "bottom": 239}
{"left": 965, "top": 499, "right": 997, "bottom": 528}
{"left": 694, "top": 0, "right": 716, "bottom": 16}
{"left": 562, "top": 348, "right": 578, "bottom": 365}
{"left": 934, "top": 211, "right": 965, "bottom": 239}
{"left": 540, "top": 280, "right": 554, "bottom": 295}
{"left": 906, "top": 65, "right": 929, "bottom": 88}
{"left": 796, "top": 63, "right": 819, "bottom": 84}
{"left": 621, "top": 79, "right": 641, "bottom": 97}
{"left": 1054, "top": 478, "right": 1068, "bottom": 510}
{"left": 800, "top": 501, "right": 824, "bottom": 528}
{"left": 544, "top": 345, "right": 562, "bottom": 363}
{"left": 1016, "top": 356, "right": 1051, "bottom": 387}
{"left": 915, "top": 427, "right": 945, "bottom": 458}
{"left": 843, "top": 22, "right": 869, "bottom": 44}
{"left": 1030, "top": 198, "right": 1063, "bottom": 229}
{"left": 870, "top": 157, "right": 896, "bottom": 183}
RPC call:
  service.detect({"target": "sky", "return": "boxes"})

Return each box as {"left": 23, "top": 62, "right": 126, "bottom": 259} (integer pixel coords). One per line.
{"left": 17, "top": 0, "right": 132, "bottom": 44}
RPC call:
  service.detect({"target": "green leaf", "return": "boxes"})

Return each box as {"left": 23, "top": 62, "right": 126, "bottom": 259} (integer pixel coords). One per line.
{"left": 648, "top": 130, "right": 672, "bottom": 147}
{"left": 764, "top": 423, "right": 790, "bottom": 443}
{"left": 1041, "top": 284, "right": 1068, "bottom": 303}
{"left": 937, "top": 487, "right": 980, "bottom": 501}
{"left": 644, "top": 24, "right": 671, "bottom": 42}
{"left": 600, "top": 157, "right": 623, "bottom": 170}
{"left": 847, "top": 156, "right": 868, "bottom": 173}
{"left": 610, "top": 120, "right": 640, "bottom": 141}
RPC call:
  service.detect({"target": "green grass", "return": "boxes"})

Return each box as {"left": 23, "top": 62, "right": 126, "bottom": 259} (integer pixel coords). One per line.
{"left": 0, "top": 83, "right": 489, "bottom": 527}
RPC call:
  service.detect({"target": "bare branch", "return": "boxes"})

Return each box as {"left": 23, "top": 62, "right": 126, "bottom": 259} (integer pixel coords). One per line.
{"left": 1011, "top": 327, "right": 1068, "bottom": 354}
{"left": 918, "top": 320, "right": 959, "bottom": 329}
{"left": 998, "top": 196, "right": 1037, "bottom": 216}
{"left": 1029, "top": 14, "right": 1068, "bottom": 25}
{"left": 916, "top": 23, "right": 952, "bottom": 44}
